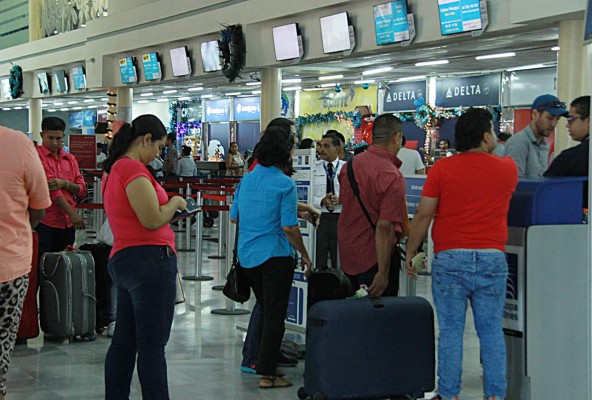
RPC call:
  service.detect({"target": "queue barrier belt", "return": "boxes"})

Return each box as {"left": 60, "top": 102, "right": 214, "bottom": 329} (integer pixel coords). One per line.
{"left": 77, "top": 203, "right": 104, "bottom": 210}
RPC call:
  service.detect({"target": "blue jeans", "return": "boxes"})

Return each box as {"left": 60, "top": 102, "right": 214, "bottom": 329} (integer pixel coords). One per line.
{"left": 105, "top": 245, "right": 177, "bottom": 400}
{"left": 431, "top": 249, "right": 508, "bottom": 399}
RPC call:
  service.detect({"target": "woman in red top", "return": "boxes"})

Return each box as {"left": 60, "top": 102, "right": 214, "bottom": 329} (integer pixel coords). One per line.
{"left": 102, "top": 115, "right": 187, "bottom": 400}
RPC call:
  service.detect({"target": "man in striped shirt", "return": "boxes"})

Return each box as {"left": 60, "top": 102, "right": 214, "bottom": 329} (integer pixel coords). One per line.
{"left": 337, "top": 114, "right": 407, "bottom": 297}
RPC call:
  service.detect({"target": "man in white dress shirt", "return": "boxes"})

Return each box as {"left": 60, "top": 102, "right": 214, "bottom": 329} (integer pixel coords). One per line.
{"left": 313, "top": 133, "right": 345, "bottom": 270}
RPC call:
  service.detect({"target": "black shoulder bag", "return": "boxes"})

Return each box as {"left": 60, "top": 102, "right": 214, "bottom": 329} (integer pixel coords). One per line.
{"left": 222, "top": 220, "right": 251, "bottom": 303}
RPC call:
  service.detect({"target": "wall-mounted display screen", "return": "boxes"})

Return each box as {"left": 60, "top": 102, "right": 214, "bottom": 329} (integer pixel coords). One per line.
{"left": 38, "top": 72, "right": 50, "bottom": 94}
{"left": 374, "top": 1, "right": 410, "bottom": 45}
{"left": 272, "top": 23, "right": 301, "bottom": 61}
{"left": 201, "top": 40, "right": 222, "bottom": 73}
{"left": 584, "top": 0, "right": 592, "bottom": 45}
{"left": 142, "top": 52, "right": 162, "bottom": 81}
{"left": 55, "top": 70, "right": 68, "bottom": 93}
{"left": 320, "top": 12, "right": 351, "bottom": 53}
{"left": 119, "top": 57, "right": 137, "bottom": 84}
{"left": 71, "top": 66, "right": 86, "bottom": 90}
{"left": 170, "top": 46, "right": 192, "bottom": 76}
{"left": 438, "top": 0, "right": 482, "bottom": 36}
{"left": 1, "top": 79, "right": 11, "bottom": 99}
{"left": 69, "top": 111, "right": 83, "bottom": 128}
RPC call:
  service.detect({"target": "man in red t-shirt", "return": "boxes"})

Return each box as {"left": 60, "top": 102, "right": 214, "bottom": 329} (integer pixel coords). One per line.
{"left": 405, "top": 108, "right": 518, "bottom": 400}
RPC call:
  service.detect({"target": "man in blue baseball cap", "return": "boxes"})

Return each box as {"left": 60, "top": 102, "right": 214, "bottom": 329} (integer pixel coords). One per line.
{"left": 504, "top": 94, "right": 568, "bottom": 178}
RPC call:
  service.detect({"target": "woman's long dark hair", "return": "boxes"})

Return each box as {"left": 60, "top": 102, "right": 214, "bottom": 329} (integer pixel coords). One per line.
{"left": 103, "top": 114, "right": 167, "bottom": 173}
{"left": 255, "top": 126, "right": 294, "bottom": 170}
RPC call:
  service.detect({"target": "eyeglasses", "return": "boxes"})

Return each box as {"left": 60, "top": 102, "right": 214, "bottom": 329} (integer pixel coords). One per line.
{"left": 537, "top": 100, "right": 566, "bottom": 110}
{"left": 566, "top": 115, "right": 585, "bottom": 124}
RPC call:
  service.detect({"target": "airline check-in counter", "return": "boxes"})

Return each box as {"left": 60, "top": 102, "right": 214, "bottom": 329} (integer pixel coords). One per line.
{"left": 504, "top": 177, "right": 589, "bottom": 399}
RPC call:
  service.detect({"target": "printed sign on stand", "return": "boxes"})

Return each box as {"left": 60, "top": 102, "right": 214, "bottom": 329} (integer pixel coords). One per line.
{"left": 435, "top": 73, "right": 500, "bottom": 108}
{"left": 69, "top": 134, "right": 96, "bottom": 169}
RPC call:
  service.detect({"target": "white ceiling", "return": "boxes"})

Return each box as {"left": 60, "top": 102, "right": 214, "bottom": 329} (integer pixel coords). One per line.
{"left": 2, "top": 27, "right": 560, "bottom": 110}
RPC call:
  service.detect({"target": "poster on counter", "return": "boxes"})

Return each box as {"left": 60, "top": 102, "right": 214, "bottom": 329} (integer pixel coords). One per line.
{"left": 69, "top": 134, "right": 96, "bottom": 169}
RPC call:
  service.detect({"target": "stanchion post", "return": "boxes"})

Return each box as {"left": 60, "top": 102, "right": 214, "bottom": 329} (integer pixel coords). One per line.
{"left": 208, "top": 190, "right": 227, "bottom": 260}
{"left": 183, "top": 192, "right": 213, "bottom": 282}
{"left": 185, "top": 182, "right": 192, "bottom": 249}
{"left": 211, "top": 204, "right": 250, "bottom": 315}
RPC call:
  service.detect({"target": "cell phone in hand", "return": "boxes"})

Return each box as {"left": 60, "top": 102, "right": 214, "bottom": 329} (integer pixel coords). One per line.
{"left": 171, "top": 198, "right": 201, "bottom": 223}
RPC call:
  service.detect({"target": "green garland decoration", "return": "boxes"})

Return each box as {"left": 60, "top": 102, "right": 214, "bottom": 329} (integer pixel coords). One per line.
{"left": 295, "top": 110, "right": 362, "bottom": 129}
{"left": 219, "top": 24, "right": 245, "bottom": 83}
{"left": 9, "top": 65, "right": 24, "bottom": 99}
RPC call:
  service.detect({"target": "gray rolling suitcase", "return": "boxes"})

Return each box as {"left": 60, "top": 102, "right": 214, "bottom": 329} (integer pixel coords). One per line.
{"left": 40, "top": 250, "right": 97, "bottom": 342}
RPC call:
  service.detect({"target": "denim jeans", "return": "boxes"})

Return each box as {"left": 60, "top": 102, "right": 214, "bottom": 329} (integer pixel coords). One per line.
{"left": 105, "top": 245, "right": 177, "bottom": 400}
{"left": 243, "top": 257, "right": 294, "bottom": 376}
{"left": 431, "top": 249, "right": 508, "bottom": 399}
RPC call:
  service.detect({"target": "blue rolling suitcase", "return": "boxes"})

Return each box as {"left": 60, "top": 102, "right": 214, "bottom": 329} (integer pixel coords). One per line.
{"left": 298, "top": 296, "right": 435, "bottom": 400}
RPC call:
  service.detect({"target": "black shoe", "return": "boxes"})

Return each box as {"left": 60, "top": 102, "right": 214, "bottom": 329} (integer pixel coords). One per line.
{"left": 278, "top": 352, "right": 298, "bottom": 367}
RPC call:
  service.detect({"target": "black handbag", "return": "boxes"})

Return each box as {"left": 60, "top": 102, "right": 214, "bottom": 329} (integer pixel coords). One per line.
{"left": 222, "top": 222, "right": 250, "bottom": 303}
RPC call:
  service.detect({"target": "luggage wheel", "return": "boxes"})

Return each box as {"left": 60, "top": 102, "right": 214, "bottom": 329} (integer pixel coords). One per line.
{"left": 203, "top": 216, "right": 214, "bottom": 228}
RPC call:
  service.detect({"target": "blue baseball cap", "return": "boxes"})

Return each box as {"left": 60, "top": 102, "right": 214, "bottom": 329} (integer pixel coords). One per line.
{"left": 531, "top": 94, "right": 568, "bottom": 117}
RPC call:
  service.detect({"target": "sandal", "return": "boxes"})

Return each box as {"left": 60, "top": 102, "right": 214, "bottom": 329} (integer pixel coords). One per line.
{"left": 259, "top": 376, "right": 293, "bottom": 389}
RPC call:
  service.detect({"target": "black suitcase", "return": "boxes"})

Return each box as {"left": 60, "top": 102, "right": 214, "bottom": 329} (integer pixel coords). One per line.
{"left": 79, "top": 243, "right": 113, "bottom": 332}
{"left": 307, "top": 268, "right": 351, "bottom": 309}
{"left": 299, "top": 296, "right": 435, "bottom": 400}
{"left": 40, "top": 250, "right": 97, "bottom": 341}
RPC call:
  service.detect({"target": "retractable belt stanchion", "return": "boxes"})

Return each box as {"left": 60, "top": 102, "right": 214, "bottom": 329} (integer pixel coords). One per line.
{"left": 211, "top": 209, "right": 250, "bottom": 315}
{"left": 207, "top": 190, "right": 227, "bottom": 260}
{"left": 185, "top": 182, "right": 192, "bottom": 250}
{"left": 212, "top": 192, "right": 233, "bottom": 291}
{"left": 182, "top": 192, "right": 214, "bottom": 282}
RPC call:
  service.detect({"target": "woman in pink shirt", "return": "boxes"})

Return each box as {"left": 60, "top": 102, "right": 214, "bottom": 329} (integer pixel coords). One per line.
{"left": 102, "top": 115, "right": 187, "bottom": 400}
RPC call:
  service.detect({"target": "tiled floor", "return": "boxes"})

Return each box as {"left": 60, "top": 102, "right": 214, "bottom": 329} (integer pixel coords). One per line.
{"left": 6, "top": 226, "right": 489, "bottom": 399}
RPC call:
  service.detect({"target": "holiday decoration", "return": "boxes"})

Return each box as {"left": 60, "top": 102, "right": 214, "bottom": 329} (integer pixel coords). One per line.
{"left": 295, "top": 110, "right": 363, "bottom": 129}
{"left": 219, "top": 24, "right": 245, "bottom": 82}
{"left": 9, "top": 65, "right": 24, "bottom": 99}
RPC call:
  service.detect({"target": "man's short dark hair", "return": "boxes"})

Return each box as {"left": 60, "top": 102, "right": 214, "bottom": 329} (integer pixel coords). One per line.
{"left": 299, "top": 138, "right": 314, "bottom": 149}
{"left": 321, "top": 133, "right": 341, "bottom": 148}
{"left": 167, "top": 132, "right": 176, "bottom": 142}
{"left": 439, "top": 139, "right": 450, "bottom": 147}
{"left": 41, "top": 117, "right": 65, "bottom": 132}
{"left": 372, "top": 114, "right": 402, "bottom": 144}
{"left": 571, "top": 96, "right": 590, "bottom": 119}
{"left": 97, "top": 143, "right": 103, "bottom": 149}
{"left": 455, "top": 108, "right": 493, "bottom": 152}
{"left": 327, "top": 129, "right": 345, "bottom": 144}
{"left": 255, "top": 126, "right": 294, "bottom": 170}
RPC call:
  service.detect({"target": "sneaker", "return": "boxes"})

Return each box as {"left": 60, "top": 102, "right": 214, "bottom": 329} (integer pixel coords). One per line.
{"left": 278, "top": 352, "right": 298, "bottom": 367}
{"left": 240, "top": 364, "right": 257, "bottom": 374}
{"left": 107, "top": 321, "right": 116, "bottom": 337}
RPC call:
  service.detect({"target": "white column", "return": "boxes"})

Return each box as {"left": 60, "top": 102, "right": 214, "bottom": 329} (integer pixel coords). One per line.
{"left": 260, "top": 68, "right": 282, "bottom": 129}
{"left": 556, "top": 19, "right": 589, "bottom": 153}
{"left": 28, "top": 98, "right": 42, "bottom": 143}
{"left": 117, "top": 88, "right": 133, "bottom": 123}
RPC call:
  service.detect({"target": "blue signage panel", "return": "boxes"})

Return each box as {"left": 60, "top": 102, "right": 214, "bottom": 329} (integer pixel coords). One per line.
{"left": 374, "top": 0, "right": 410, "bottom": 45}
{"left": 405, "top": 176, "right": 426, "bottom": 215}
{"left": 204, "top": 99, "right": 230, "bottom": 122}
{"left": 72, "top": 66, "right": 86, "bottom": 90}
{"left": 142, "top": 52, "right": 161, "bottom": 81}
{"left": 234, "top": 96, "right": 261, "bottom": 121}
{"left": 383, "top": 80, "right": 426, "bottom": 112}
{"left": 438, "top": 0, "right": 482, "bottom": 36}
{"left": 69, "top": 112, "right": 83, "bottom": 128}
{"left": 83, "top": 109, "right": 97, "bottom": 127}
{"left": 119, "top": 57, "right": 137, "bottom": 84}
{"left": 435, "top": 73, "right": 500, "bottom": 108}
{"left": 585, "top": 0, "right": 592, "bottom": 45}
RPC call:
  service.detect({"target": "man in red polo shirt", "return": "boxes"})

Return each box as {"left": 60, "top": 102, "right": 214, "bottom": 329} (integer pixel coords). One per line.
{"left": 338, "top": 113, "right": 408, "bottom": 297}
{"left": 36, "top": 117, "right": 86, "bottom": 262}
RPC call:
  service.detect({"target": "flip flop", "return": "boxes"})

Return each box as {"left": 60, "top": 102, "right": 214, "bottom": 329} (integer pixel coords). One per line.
{"left": 259, "top": 376, "right": 293, "bottom": 389}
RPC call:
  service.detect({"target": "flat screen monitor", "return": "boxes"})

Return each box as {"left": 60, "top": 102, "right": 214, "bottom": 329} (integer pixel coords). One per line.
{"left": 1, "top": 78, "right": 11, "bottom": 99}
{"left": 55, "top": 70, "right": 68, "bottom": 93}
{"left": 320, "top": 11, "right": 351, "bottom": 53}
{"left": 142, "top": 52, "right": 162, "bottom": 81}
{"left": 170, "top": 46, "right": 192, "bottom": 76}
{"left": 584, "top": 0, "right": 592, "bottom": 45}
{"left": 438, "top": 0, "right": 483, "bottom": 36}
{"left": 374, "top": 1, "right": 410, "bottom": 45}
{"left": 119, "top": 56, "right": 137, "bottom": 84}
{"left": 201, "top": 40, "right": 222, "bottom": 73}
{"left": 71, "top": 65, "right": 86, "bottom": 90}
{"left": 272, "top": 23, "right": 301, "bottom": 61}
{"left": 38, "top": 72, "right": 50, "bottom": 94}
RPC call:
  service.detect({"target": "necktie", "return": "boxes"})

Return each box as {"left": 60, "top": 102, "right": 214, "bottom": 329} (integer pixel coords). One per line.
{"left": 326, "top": 162, "right": 334, "bottom": 195}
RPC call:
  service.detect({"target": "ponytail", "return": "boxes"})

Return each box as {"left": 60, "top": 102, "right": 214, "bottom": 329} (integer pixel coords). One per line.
{"left": 102, "top": 114, "right": 167, "bottom": 173}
